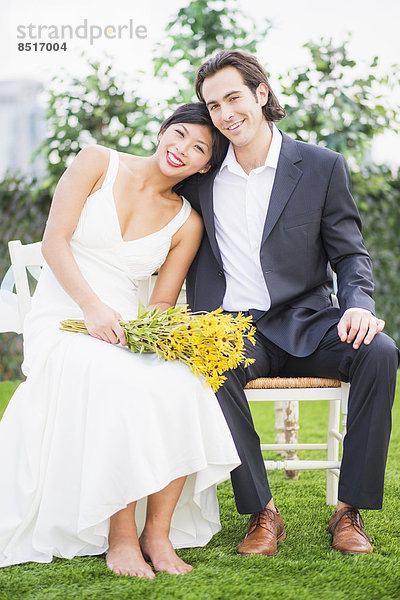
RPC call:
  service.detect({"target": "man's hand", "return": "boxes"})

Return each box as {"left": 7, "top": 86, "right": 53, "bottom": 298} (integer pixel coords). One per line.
{"left": 337, "top": 308, "right": 385, "bottom": 350}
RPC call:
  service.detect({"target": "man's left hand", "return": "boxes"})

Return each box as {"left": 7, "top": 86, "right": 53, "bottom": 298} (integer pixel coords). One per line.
{"left": 337, "top": 308, "right": 385, "bottom": 350}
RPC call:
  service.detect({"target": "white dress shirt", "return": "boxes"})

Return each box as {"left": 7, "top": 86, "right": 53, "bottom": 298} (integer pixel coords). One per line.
{"left": 213, "top": 123, "right": 282, "bottom": 311}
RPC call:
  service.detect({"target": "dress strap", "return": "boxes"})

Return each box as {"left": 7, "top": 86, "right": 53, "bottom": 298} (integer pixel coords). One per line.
{"left": 165, "top": 197, "right": 192, "bottom": 237}
{"left": 102, "top": 148, "right": 119, "bottom": 189}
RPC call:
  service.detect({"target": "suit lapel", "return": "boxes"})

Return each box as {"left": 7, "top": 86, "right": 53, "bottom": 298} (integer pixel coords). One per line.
{"left": 198, "top": 169, "right": 223, "bottom": 267}
{"left": 261, "top": 132, "right": 303, "bottom": 246}
{"left": 198, "top": 133, "right": 303, "bottom": 262}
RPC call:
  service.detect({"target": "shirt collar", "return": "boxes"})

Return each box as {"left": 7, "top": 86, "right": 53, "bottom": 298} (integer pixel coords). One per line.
{"left": 219, "top": 123, "right": 282, "bottom": 177}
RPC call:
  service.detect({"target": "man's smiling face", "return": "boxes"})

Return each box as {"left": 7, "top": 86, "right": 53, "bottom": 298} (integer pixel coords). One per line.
{"left": 201, "top": 66, "right": 268, "bottom": 149}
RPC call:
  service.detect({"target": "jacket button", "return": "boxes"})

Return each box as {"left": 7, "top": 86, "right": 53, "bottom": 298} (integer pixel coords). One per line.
{"left": 218, "top": 270, "right": 224, "bottom": 277}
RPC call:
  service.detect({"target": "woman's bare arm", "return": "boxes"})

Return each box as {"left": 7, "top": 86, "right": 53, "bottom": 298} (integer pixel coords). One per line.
{"left": 148, "top": 210, "right": 204, "bottom": 312}
{"left": 41, "top": 145, "right": 126, "bottom": 344}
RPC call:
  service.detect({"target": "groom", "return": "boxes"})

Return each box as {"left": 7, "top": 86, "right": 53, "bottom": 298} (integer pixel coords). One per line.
{"left": 181, "top": 50, "right": 399, "bottom": 556}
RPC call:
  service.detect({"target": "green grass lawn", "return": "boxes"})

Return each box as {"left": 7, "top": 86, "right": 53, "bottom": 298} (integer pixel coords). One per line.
{"left": 0, "top": 379, "right": 399, "bottom": 600}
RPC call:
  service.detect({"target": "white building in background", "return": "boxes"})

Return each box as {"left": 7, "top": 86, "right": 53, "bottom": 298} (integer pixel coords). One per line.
{"left": 0, "top": 80, "right": 46, "bottom": 180}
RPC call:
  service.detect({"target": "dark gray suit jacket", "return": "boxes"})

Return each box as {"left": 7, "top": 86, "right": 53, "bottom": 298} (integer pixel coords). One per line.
{"left": 181, "top": 132, "right": 375, "bottom": 357}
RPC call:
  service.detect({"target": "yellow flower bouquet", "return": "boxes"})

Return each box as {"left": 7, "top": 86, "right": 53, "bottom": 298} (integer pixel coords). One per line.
{"left": 60, "top": 303, "right": 256, "bottom": 391}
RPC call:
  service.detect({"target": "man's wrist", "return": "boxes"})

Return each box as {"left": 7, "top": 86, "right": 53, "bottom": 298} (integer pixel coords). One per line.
{"left": 342, "top": 307, "right": 372, "bottom": 317}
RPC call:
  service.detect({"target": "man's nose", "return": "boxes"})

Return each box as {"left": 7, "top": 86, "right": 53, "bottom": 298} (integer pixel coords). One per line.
{"left": 220, "top": 102, "right": 234, "bottom": 122}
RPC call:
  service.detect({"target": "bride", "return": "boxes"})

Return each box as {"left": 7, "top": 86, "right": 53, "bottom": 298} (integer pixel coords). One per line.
{"left": 0, "top": 103, "right": 240, "bottom": 578}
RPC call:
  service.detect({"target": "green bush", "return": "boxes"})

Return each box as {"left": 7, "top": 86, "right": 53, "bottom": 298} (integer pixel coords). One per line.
{"left": 354, "top": 166, "right": 400, "bottom": 343}
{"left": 280, "top": 38, "right": 400, "bottom": 345}
{"left": 1, "top": 2, "right": 399, "bottom": 380}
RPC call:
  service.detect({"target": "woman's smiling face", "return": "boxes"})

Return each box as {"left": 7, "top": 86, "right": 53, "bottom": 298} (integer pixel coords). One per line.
{"left": 157, "top": 122, "right": 212, "bottom": 178}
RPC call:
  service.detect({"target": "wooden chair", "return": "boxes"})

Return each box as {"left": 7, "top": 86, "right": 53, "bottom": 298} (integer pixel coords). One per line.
{"left": 245, "top": 377, "right": 349, "bottom": 505}
{"left": 143, "top": 274, "right": 349, "bottom": 505}
{"left": 4, "top": 240, "right": 349, "bottom": 504}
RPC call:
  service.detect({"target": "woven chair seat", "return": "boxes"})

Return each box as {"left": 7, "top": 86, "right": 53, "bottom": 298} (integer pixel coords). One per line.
{"left": 245, "top": 377, "right": 341, "bottom": 390}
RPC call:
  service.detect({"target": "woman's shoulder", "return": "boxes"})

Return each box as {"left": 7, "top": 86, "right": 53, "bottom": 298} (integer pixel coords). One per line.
{"left": 63, "top": 145, "right": 114, "bottom": 193}
{"left": 71, "top": 144, "right": 112, "bottom": 174}
{"left": 71, "top": 145, "right": 114, "bottom": 181}
{"left": 178, "top": 201, "right": 203, "bottom": 234}
{"left": 170, "top": 203, "right": 203, "bottom": 251}
{"left": 77, "top": 144, "right": 111, "bottom": 163}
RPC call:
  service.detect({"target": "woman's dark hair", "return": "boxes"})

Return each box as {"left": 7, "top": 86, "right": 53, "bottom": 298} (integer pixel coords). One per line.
{"left": 195, "top": 50, "right": 286, "bottom": 123}
{"left": 159, "top": 102, "right": 228, "bottom": 169}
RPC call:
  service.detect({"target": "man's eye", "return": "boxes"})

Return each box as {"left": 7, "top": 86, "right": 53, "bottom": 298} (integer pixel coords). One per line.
{"left": 230, "top": 96, "right": 239, "bottom": 101}
{"left": 209, "top": 105, "right": 218, "bottom": 111}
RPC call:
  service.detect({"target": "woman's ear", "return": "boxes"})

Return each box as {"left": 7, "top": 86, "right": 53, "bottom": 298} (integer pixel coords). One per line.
{"left": 198, "top": 164, "right": 211, "bottom": 174}
{"left": 157, "top": 129, "right": 165, "bottom": 144}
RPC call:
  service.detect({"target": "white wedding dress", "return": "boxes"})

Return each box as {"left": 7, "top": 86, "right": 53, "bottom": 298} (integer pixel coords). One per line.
{"left": 0, "top": 149, "right": 240, "bottom": 568}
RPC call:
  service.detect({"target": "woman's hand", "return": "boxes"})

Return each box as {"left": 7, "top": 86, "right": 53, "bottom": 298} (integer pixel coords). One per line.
{"left": 82, "top": 300, "right": 127, "bottom": 345}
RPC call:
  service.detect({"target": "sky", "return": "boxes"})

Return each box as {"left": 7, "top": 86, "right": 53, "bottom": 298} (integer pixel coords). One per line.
{"left": 2, "top": 0, "right": 400, "bottom": 164}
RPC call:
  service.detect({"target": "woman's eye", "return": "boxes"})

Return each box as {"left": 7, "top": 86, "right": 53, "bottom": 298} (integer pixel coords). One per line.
{"left": 175, "top": 129, "right": 184, "bottom": 136}
{"left": 195, "top": 145, "right": 205, "bottom": 153}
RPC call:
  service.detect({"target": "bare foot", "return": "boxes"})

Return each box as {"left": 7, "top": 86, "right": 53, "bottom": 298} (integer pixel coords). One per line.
{"left": 106, "top": 542, "right": 155, "bottom": 578}
{"left": 140, "top": 533, "right": 193, "bottom": 575}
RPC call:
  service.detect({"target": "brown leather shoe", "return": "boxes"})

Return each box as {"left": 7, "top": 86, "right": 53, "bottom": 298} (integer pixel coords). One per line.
{"left": 328, "top": 506, "right": 373, "bottom": 554}
{"left": 237, "top": 507, "right": 286, "bottom": 556}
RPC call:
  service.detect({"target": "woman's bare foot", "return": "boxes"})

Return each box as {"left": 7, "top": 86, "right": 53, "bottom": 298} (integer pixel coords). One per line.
{"left": 107, "top": 502, "right": 155, "bottom": 578}
{"left": 106, "top": 541, "right": 155, "bottom": 578}
{"left": 140, "top": 532, "right": 193, "bottom": 575}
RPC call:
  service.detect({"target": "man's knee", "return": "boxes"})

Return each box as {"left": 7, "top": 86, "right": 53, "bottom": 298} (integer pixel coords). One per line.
{"left": 359, "top": 332, "right": 399, "bottom": 372}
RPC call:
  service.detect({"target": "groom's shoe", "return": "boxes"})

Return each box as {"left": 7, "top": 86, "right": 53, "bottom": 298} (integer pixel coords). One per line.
{"left": 328, "top": 506, "right": 373, "bottom": 554}
{"left": 237, "top": 507, "right": 286, "bottom": 556}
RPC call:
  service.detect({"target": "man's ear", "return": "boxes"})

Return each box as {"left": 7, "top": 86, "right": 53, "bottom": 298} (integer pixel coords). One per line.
{"left": 198, "top": 164, "right": 211, "bottom": 174}
{"left": 256, "top": 83, "right": 269, "bottom": 107}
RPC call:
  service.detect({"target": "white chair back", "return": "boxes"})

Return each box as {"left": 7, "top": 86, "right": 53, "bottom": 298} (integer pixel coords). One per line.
{"left": 6, "top": 240, "right": 44, "bottom": 330}
{"left": 4, "top": 240, "right": 154, "bottom": 330}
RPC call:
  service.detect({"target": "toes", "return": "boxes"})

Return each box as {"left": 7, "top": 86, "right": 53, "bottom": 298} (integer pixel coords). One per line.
{"left": 176, "top": 562, "right": 193, "bottom": 574}
{"left": 135, "top": 568, "right": 155, "bottom": 579}
{"left": 108, "top": 564, "right": 154, "bottom": 578}
{"left": 153, "top": 560, "right": 177, "bottom": 574}
{"left": 106, "top": 552, "right": 155, "bottom": 578}
{"left": 154, "top": 559, "right": 193, "bottom": 575}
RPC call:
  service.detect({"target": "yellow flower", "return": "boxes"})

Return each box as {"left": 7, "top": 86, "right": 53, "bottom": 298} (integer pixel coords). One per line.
{"left": 60, "top": 303, "right": 256, "bottom": 392}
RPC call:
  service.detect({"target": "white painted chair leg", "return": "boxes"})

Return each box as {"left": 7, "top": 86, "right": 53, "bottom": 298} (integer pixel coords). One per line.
{"left": 341, "top": 382, "right": 350, "bottom": 440}
{"left": 274, "top": 400, "right": 286, "bottom": 455}
{"left": 326, "top": 397, "right": 340, "bottom": 505}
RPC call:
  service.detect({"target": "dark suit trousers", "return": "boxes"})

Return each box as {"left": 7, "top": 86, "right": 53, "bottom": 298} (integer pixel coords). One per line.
{"left": 216, "top": 322, "right": 399, "bottom": 514}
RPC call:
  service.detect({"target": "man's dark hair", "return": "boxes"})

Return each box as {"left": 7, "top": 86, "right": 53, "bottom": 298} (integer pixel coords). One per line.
{"left": 195, "top": 50, "right": 286, "bottom": 123}
{"left": 159, "top": 102, "right": 228, "bottom": 169}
